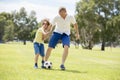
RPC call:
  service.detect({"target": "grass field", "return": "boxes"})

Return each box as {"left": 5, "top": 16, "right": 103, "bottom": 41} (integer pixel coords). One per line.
{"left": 0, "top": 42, "right": 120, "bottom": 80}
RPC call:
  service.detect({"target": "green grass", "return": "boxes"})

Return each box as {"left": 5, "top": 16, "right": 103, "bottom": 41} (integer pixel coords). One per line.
{"left": 0, "top": 42, "right": 120, "bottom": 80}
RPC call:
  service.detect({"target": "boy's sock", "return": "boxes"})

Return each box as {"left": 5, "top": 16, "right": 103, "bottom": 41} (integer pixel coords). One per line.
{"left": 41, "top": 60, "right": 44, "bottom": 64}
{"left": 41, "top": 60, "right": 45, "bottom": 68}
{"left": 34, "top": 63, "right": 38, "bottom": 69}
{"left": 35, "top": 63, "right": 38, "bottom": 66}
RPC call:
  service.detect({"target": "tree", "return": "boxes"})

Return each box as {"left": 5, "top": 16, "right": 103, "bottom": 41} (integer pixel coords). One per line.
{"left": 94, "top": 0, "right": 120, "bottom": 50}
{"left": 27, "top": 10, "right": 38, "bottom": 41}
{"left": 3, "top": 20, "right": 14, "bottom": 42}
{"left": 106, "top": 15, "right": 120, "bottom": 47}
{"left": 13, "top": 7, "right": 38, "bottom": 45}
{"left": 0, "top": 15, "right": 6, "bottom": 42}
{"left": 76, "top": 0, "right": 100, "bottom": 49}
{"left": 76, "top": 0, "right": 120, "bottom": 50}
{"left": 0, "top": 12, "right": 14, "bottom": 42}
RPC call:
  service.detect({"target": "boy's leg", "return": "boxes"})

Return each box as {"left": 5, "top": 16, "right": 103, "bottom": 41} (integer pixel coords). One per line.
{"left": 39, "top": 44, "right": 45, "bottom": 68}
{"left": 41, "top": 57, "right": 45, "bottom": 68}
{"left": 34, "top": 54, "right": 39, "bottom": 68}
{"left": 41, "top": 57, "right": 45, "bottom": 62}
{"left": 34, "top": 42, "right": 40, "bottom": 68}
{"left": 35, "top": 54, "right": 40, "bottom": 63}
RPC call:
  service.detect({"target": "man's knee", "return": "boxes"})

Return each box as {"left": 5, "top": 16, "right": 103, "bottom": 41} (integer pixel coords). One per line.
{"left": 64, "top": 45, "right": 69, "bottom": 49}
{"left": 47, "top": 47, "right": 53, "bottom": 51}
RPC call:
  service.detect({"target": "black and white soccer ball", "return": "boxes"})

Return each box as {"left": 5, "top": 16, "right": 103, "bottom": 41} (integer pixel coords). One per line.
{"left": 44, "top": 61, "right": 52, "bottom": 69}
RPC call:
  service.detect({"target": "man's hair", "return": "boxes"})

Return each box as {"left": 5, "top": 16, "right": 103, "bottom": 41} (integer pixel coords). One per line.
{"left": 59, "top": 7, "right": 66, "bottom": 13}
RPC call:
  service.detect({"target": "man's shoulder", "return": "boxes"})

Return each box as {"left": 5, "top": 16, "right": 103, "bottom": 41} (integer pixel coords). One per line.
{"left": 53, "top": 15, "right": 61, "bottom": 21}
{"left": 67, "top": 15, "right": 74, "bottom": 18}
{"left": 54, "top": 15, "right": 73, "bottom": 19}
{"left": 54, "top": 15, "right": 60, "bottom": 18}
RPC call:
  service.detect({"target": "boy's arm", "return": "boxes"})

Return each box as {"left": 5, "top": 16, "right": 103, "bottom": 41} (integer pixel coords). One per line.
{"left": 47, "top": 24, "right": 53, "bottom": 32}
{"left": 42, "top": 24, "right": 53, "bottom": 40}
{"left": 42, "top": 33, "right": 46, "bottom": 41}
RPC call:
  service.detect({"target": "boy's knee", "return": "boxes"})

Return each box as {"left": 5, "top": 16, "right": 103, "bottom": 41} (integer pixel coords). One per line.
{"left": 35, "top": 54, "right": 39, "bottom": 57}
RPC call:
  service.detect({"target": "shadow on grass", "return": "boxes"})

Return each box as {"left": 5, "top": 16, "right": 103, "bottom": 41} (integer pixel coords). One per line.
{"left": 37, "top": 68, "right": 87, "bottom": 74}
{"left": 51, "top": 68, "right": 88, "bottom": 74}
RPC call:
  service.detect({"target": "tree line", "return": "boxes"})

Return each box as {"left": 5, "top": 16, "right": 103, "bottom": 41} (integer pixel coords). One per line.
{"left": 0, "top": 7, "right": 38, "bottom": 45}
{"left": 75, "top": 0, "right": 120, "bottom": 50}
{"left": 0, "top": 0, "right": 120, "bottom": 51}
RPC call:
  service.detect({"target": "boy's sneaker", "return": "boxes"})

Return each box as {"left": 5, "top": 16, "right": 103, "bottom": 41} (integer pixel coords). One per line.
{"left": 34, "top": 65, "right": 38, "bottom": 69}
{"left": 41, "top": 60, "right": 45, "bottom": 69}
{"left": 60, "top": 64, "right": 65, "bottom": 70}
{"left": 41, "top": 65, "right": 45, "bottom": 69}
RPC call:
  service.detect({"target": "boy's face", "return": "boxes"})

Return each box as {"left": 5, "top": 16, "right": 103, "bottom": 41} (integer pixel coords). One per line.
{"left": 42, "top": 21, "right": 48, "bottom": 29}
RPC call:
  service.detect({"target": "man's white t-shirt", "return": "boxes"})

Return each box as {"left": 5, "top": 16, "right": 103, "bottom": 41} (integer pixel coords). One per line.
{"left": 51, "top": 15, "right": 76, "bottom": 35}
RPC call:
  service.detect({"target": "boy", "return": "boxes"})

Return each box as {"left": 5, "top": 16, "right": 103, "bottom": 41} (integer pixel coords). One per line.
{"left": 33, "top": 19, "right": 50, "bottom": 69}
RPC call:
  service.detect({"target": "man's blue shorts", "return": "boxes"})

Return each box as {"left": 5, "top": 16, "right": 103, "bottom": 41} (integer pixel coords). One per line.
{"left": 49, "top": 32, "right": 70, "bottom": 48}
{"left": 33, "top": 42, "right": 45, "bottom": 57}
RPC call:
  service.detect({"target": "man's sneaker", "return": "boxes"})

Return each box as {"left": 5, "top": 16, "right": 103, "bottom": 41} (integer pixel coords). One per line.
{"left": 34, "top": 65, "right": 38, "bottom": 69}
{"left": 60, "top": 64, "right": 65, "bottom": 70}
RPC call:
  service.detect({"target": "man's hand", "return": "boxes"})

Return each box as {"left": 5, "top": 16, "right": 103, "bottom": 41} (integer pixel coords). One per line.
{"left": 75, "top": 33, "right": 80, "bottom": 40}
{"left": 73, "top": 23, "right": 80, "bottom": 40}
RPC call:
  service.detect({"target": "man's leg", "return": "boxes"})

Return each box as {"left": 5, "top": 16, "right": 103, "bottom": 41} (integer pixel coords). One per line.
{"left": 45, "top": 32, "right": 61, "bottom": 61}
{"left": 45, "top": 47, "right": 53, "bottom": 61}
{"left": 60, "top": 33, "right": 70, "bottom": 70}
{"left": 62, "top": 45, "right": 69, "bottom": 65}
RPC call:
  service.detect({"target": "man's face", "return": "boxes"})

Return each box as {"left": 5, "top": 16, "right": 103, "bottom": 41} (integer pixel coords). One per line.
{"left": 59, "top": 10, "right": 67, "bottom": 18}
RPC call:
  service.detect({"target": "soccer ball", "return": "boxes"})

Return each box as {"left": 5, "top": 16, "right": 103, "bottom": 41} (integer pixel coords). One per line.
{"left": 44, "top": 61, "right": 52, "bottom": 69}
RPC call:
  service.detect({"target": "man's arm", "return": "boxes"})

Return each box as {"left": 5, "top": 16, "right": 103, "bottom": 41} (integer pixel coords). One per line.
{"left": 73, "top": 23, "right": 80, "bottom": 40}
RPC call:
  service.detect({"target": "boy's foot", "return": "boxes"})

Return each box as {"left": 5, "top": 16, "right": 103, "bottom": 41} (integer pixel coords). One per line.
{"left": 60, "top": 64, "right": 65, "bottom": 70}
{"left": 41, "top": 65, "right": 45, "bottom": 69}
{"left": 34, "top": 65, "right": 38, "bottom": 69}
{"left": 41, "top": 60, "right": 45, "bottom": 69}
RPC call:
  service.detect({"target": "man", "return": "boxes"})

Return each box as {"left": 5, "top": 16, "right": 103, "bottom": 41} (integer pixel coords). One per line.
{"left": 45, "top": 7, "right": 80, "bottom": 70}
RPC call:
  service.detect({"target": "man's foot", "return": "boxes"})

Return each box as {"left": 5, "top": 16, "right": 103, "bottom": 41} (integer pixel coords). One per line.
{"left": 34, "top": 65, "right": 38, "bottom": 69}
{"left": 60, "top": 64, "right": 65, "bottom": 70}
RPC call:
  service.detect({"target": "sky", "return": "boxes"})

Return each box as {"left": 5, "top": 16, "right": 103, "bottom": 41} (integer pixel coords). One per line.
{"left": 0, "top": 0, "right": 79, "bottom": 22}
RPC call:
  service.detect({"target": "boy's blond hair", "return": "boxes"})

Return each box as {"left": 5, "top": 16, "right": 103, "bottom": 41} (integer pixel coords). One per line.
{"left": 41, "top": 18, "right": 50, "bottom": 26}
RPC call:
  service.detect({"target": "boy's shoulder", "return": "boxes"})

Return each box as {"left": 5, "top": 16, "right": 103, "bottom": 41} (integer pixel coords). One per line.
{"left": 37, "top": 28, "right": 43, "bottom": 32}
